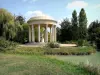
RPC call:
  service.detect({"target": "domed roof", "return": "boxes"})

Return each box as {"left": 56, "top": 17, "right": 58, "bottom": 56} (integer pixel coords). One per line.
{"left": 31, "top": 15, "right": 54, "bottom": 20}
{"left": 27, "top": 15, "right": 57, "bottom": 23}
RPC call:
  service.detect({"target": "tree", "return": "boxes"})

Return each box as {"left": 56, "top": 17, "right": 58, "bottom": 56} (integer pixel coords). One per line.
{"left": 60, "top": 18, "right": 72, "bottom": 42}
{"left": 79, "top": 8, "right": 87, "bottom": 40}
{"left": 15, "top": 15, "right": 25, "bottom": 25}
{"left": 71, "top": 10, "right": 78, "bottom": 40}
{"left": 0, "top": 8, "right": 14, "bottom": 37}
{"left": 56, "top": 27, "right": 61, "bottom": 42}
{"left": 88, "top": 20, "right": 100, "bottom": 49}
{"left": 4, "top": 20, "right": 17, "bottom": 40}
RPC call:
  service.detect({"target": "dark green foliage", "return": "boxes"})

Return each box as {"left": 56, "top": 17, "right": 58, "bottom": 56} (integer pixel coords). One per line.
{"left": 56, "top": 27, "right": 61, "bottom": 41}
{"left": 79, "top": 8, "right": 87, "bottom": 40}
{"left": 77, "top": 39, "right": 90, "bottom": 47}
{"left": 15, "top": 15, "right": 25, "bottom": 25}
{"left": 0, "top": 37, "right": 17, "bottom": 51}
{"left": 71, "top": 10, "right": 78, "bottom": 40}
{"left": 14, "top": 23, "right": 29, "bottom": 43}
{"left": 88, "top": 20, "right": 100, "bottom": 50}
{"left": 77, "top": 39, "right": 84, "bottom": 46}
{"left": 45, "top": 42, "right": 60, "bottom": 48}
{"left": 60, "top": 18, "right": 72, "bottom": 42}
{"left": 59, "top": 9, "right": 87, "bottom": 43}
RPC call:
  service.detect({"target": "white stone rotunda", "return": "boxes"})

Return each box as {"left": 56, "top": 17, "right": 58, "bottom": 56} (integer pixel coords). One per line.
{"left": 27, "top": 15, "right": 57, "bottom": 43}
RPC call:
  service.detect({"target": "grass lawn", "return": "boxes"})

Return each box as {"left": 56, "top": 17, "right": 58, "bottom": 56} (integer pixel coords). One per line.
{"left": 49, "top": 52, "right": 100, "bottom": 66}
{"left": 0, "top": 53, "right": 97, "bottom": 75}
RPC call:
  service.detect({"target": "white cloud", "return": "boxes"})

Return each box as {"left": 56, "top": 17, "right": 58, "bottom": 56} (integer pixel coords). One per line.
{"left": 23, "top": 0, "right": 37, "bottom": 3}
{"left": 94, "top": 4, "right": 100, "bottom": 8}
{"left": 24, "top": 10, "right": 53, "bottom": 21}
{"left": 67, "top": 1, "right": 88, "bottom": 9}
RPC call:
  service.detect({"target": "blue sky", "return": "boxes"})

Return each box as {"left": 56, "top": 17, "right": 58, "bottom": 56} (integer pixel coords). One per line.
{"left": 0, "top": 0, "right": 100, "bottom": 27}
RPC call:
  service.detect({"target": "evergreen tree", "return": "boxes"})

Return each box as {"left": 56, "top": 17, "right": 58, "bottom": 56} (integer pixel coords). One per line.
{"left": 79, "top": 8, "right": 87, "bottom": 40}
{"left": 71, "top": 10, "right": 78, "bottom": 40}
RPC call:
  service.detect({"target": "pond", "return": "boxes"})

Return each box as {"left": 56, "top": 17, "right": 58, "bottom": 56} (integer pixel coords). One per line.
{"left": 49, "top": 52, "right": 100, "bottom": 66}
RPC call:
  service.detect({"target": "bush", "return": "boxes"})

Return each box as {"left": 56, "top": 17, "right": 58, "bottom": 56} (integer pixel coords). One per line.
{"left": 7, "top": 47, "right": 44, "bottom": 55}
{"left": 45, "top": 42, "right": 60, "bottom": 48}
{"left": 77, "top": 39, "right": 90, "bottom": 47}
{"left": 44, "top": 46, "right": 96, "bottom": 55}
{"left": 0, "top": 37, "right": 18, "bottom": 51}
{"left": 77, "top": 39, "right": 84, "bottom": 46}
{"left": 5, "top": 46, "right": 96, "bottom": 55}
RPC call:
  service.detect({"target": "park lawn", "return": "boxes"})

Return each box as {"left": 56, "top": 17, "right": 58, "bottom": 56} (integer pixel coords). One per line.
{"left": 49, "top": 52, "right": 100, "bottom": 66}
{"left": 0, "top": 53, "right": 96, "bottom": 75}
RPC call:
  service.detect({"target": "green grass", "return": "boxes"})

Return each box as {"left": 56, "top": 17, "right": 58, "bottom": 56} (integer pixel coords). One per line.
{"left": 50, "top": 52, "right": 100, "bottom": 66}
{"left": 0, "top": 53, "right": 97, "bottom": 75}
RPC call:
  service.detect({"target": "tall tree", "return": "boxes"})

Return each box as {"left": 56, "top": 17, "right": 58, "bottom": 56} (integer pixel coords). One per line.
{"left": 0, "top": 8, "right": 14, "bottom": 37}
{"left": 71, "top": 10, "right": 78, "bottom": 40}
{"left": 60, "top": 18, "right": 72, "bottom": 42}
{"left": 88, "top": 20, "right": 100, "bottom": 49}
{"left": 79, "top": 8, "right": 87, "bottom": 40}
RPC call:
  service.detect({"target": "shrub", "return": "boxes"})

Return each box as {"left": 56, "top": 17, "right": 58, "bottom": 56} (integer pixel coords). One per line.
{"left": 0, "top": 37, "right": 18, "bottom": 51}
{"left": 77, "top": 39, "right": 84, "bottom": 46}
{"left": 45, "top": 42, "right": 60, "bottom": 48}
{"left": 77, "top": 39, "right": 90, "bottom": 47}
{"left": 5, "top": 46, "right": 96, "bottom": 55}
{"left": 44, "top": 46, "right": 96, "bottom": 55}
{"left": 7, "top": 47, "right": 44, "bottom": 55}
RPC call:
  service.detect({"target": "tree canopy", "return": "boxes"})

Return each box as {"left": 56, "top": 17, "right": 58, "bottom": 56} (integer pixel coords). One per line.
{"left": 79, "top": 8, "right": 87, "bottom": 40}
{"left": 71, "top": 10, "right": 78, "bottom": 40}
{"left": 0, "top": 8, "right": 14, "bottom": 37}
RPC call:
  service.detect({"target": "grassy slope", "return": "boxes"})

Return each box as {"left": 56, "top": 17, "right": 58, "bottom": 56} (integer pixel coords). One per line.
{"left": 0, "top": 53, "right": 94, "bottom": 75}
{"left": 51, "top": 52, "right": 100, "bottom": 66}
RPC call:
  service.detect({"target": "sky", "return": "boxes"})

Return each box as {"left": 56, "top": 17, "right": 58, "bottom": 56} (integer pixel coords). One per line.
{"left": 0, "top": 0, "right": 100, "bottom": 27}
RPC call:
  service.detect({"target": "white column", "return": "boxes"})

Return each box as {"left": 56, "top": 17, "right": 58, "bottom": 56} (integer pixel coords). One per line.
{"left": 50, "top": 26, "right": 52, "bottom": 42}
{"left": 54, "top": 25, "right": 56, "bottom": 42}
{"left": 52, "top": 25, "right": 54, "bottom": 42}
{"left": 38, "top": 24, "right": 40, "bottom": 42}
{"left": 29, "top": 25, "right": 31, "bottom": 42}
{"left": 32, "top": 25, "right": 35, "bottom": 42}
{"left": 45, "top": 24, "right": 48, "bottom": 42}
